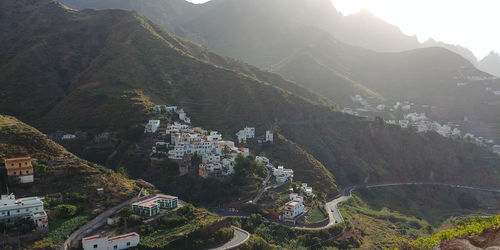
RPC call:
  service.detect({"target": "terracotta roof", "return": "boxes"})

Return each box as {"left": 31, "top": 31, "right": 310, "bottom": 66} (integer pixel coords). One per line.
{"left": 4, "top": 157, "right": 31, "bottom": 164}
{"left": 83, "top": 235, "right": 102, "bottom": 242}
{"left": 108, "top": 232, "right": 139, "bottom": 242}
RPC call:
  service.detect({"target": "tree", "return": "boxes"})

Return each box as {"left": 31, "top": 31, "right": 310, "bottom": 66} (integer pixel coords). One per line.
{"left": 55, "top": 204, "right": 78, "bottom": 218}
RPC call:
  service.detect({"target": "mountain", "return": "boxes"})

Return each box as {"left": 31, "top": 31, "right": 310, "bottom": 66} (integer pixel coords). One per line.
{"left": 59, "top": 0, "right": 500, "bottom": 141}
{"left": 2, "top": 0, "right": 500, "bottom": 201}
{"left": 335, "top": 9, "right": 420, "bottom": 52}
{"left": 422, "top": 38, "right": 478, "bottom": 64}
{"left": 479, "top": 51, "right": 500, "bottom": 77}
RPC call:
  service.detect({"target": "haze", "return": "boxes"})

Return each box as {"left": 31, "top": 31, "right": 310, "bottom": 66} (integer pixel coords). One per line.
{"left": 187, "top": 0, "right": 499, "bottom": 59}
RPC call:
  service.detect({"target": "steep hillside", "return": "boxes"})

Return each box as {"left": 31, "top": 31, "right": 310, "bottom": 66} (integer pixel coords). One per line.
{"left": 2, "top": 0, "right": 500, "bottom": 200}
{"left": 58, "top": 0, "right": 500, "bottom": 141}
{"left": 272, "top": 34, "right": 500, "bottom": 140}
{"left": 0, "top": 114, "right": 139, "bottom": 209}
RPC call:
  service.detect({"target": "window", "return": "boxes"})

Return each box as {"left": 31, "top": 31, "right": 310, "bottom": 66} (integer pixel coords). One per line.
{"left": 17, "top": 210, "right": 20, "bottom": 213}
{"left": 127, "top": 242, "right": 131, "bottom": 246}
{"left": 93, "top": 244, "right": 98, "bottom": 248}
{"left": 13, "top": 172, "right": 16, "bottom": 175}
{"left": 26, "top": 170, "right": 29, "bottom": 174}
{"left": 114, "top": 245, "right": 118, "bottom": 249}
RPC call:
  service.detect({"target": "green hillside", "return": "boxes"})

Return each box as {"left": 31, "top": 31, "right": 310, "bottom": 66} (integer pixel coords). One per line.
{"left": 60, "top": 0, "right": 500, "bottom": 141}
{"left": 1, "top": 0, "right": 500, "bottom": 201}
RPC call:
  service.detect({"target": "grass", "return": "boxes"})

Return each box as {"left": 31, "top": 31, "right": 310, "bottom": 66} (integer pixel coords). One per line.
{"left": 307, "top": 205, "right": 327, "bottom": 223}
{"left": 47, "top": 215, "right": 89, "bottom": 246}
{"left": 339, "top": 195, "right": 430, "bottom": 249}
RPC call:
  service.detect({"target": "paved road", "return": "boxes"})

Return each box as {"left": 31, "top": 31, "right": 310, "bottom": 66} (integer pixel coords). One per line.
{"left": 329, "top": 182, "right": 500, "bottom": 223}
{"left": 61, "top": 190, "right": 150, "bottom": 250}
{"left": 251, "top": 166, "right": 272, "bottom": 203}
{"left": 209, "top": 226, "right": 250, "bottom": 250}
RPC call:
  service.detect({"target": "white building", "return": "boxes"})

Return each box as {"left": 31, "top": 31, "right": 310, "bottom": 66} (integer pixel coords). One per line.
{"left": 301, "top": 183, "right": 313, "bottom": 196}
{"left": 452, "top": 128, "right": 461, "bottom": 137}
{"left": 493, "top": 145, "right": 500, "bottom": 155}
{"left": 273, "top": 166, "right": 294, "bottom": 183}
{"left": 343, "top": 108, "right": 354, "bottom": 115}
{"left": 385, "top": 120, "right": 396, "bottom": 125}
{"left": 62, "top": 134, "right": 76, "bottom": 140}
{"left": 281, "top": 193, "right": 305, "bottom": 223}
{"left": 376, "top": 104, "right": 385, "bottom": 111}
{"left": 265, "top": 130, "right": 274, "bottom": 143}
{"left": 166, "top": 106, "right": 177, "bottom": 112}
{"left": 178, "top": 109, "right": 186, "bottom": 121}
{"left": 401, "top": 104, "right": 411, "bottom": 111}
{"left": 144, "top": 120, "right": 160, "bottom": 133}
{"left": 236, "top": 127, "right": 255, "bottom": 143}
{"left": 399, "top": 120, "right": 409, "bottom": 129}
{"left": 404, "top": 113, "right": 427, "bottom": 122}
{"left": 255, "top": 156, "right": 270, "bottom": 166}
{"left": 0, "top": 194, "right": 48, "bottom": 229}
{"left": 82, "top": 232, "right": 140, "bottom": 250}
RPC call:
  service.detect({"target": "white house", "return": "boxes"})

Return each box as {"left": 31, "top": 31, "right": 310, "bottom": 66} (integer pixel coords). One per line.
{"left": 399, "top": 120, "right": 409, "bottom": 129}
{"left": 178, "top": 109, "right": 186, "bottom": 121}
{"left": 415, "top": 123, "right": 428, "bottom": 133}
{"left": 404, "top": 113, "right": 427, "bottom": 122}
{"left": 144, "top": 120, "right": 160, "bottom": 133}
{"left": 301, "top": 183, "right": 313, "bottom": 196}
{"left": 273, "top": 166, "right": 294, "bottom": 183}
{"left": 281, "top": 193, "right": 304, "bottom": 223}
{"left": 385, "top": 120, "right": 396, "bottom": 125}
{"left": 343, "top": 108, "right": 354, "bottom": 115}
{"left": 62, "top": 134, "right": 76, "bottom": 140}
{"left": 401, "top": 104, "right": 411, "bottom": 111}
{"left": 166, "top": 106, "right": 178, "bottom": 112}
{"left": 0, "top": 194, "right": 48, "bottom": 229}
{"left": 82, "top": 232, "right": 140, "bottom": 250}
{"left": 493, "top": 145, "right": 500, "bottom": 155}
{"left": 255, "top": 156, "right": 270, "bottom": 166}
{"left": 236, "top": 127, "right": 255, "bottom": 143}
{"left": 376, "top": 104, "right": 385, "bottom": 111}
{"left": 265, "top": 130, "right": 274, "bottom": 143}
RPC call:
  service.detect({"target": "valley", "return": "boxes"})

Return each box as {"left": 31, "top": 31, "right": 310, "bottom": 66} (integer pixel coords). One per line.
{"left": 1, "top": 0, "right": 500, "bottom": 249}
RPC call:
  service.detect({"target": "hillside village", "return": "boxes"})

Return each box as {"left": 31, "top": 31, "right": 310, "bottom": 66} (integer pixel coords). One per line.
{"left": 343, "top": 75, "right": 500, "bottom": 156}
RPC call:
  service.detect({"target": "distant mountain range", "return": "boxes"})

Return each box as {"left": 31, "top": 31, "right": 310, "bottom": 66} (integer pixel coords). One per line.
{"left": 2, "top": 0, "right": 499, "bottom": 195}
{"left": 61, "top": 0, "right": 500, "bottom": 77}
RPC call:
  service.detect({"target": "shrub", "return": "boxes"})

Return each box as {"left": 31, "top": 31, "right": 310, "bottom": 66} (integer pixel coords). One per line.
{"left": 178, "top": 204, "right": 196, "bottom": 219}
{"left": 162, "top": 216, "right": 188, "bottom": 228}
{"left": 54, "top": 204, "right": 78, "bottom": 218}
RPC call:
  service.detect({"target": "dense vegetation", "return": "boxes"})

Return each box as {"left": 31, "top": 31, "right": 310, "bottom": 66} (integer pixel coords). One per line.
{"left": 230, "top": 214, "right": 360, "bottom": 249}
{"left": 410, "top": 215, "right": 500, "bottom": 249}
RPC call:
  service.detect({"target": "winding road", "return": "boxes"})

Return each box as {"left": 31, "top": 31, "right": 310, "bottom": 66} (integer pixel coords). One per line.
{"left": 209, "top": 226, "right": 250, "bottom": 250}
{"left": 328, "top": 182, "right": 500, "bottom": 224}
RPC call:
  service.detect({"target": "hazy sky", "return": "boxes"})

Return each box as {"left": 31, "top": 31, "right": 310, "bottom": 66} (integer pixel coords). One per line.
{"left": 186, "top": 0, "right": 498, "bottom": 59}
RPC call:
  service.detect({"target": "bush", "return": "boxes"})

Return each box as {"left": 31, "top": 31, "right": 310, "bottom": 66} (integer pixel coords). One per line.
{"left": 178, "top": 204, "right": 196, "bottom": 219}
{"left": 162, "top": 216, "right": 188, "bottom": 228}
{"left": 54, "top": 204, "right": 78, "bottom": 218}
{"left": 65, "top": 192, "right": 88, "bottom": 203}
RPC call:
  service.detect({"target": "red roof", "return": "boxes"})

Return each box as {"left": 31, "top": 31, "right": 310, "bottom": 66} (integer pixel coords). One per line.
{"left": 83, "top": 235, "right": 102, "bottom": 242}
{"left": 135, "top": 195, "right": 176, "bottom": 208}
{"left": 108, "top": 232, "right": 139, "bottom": 242}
